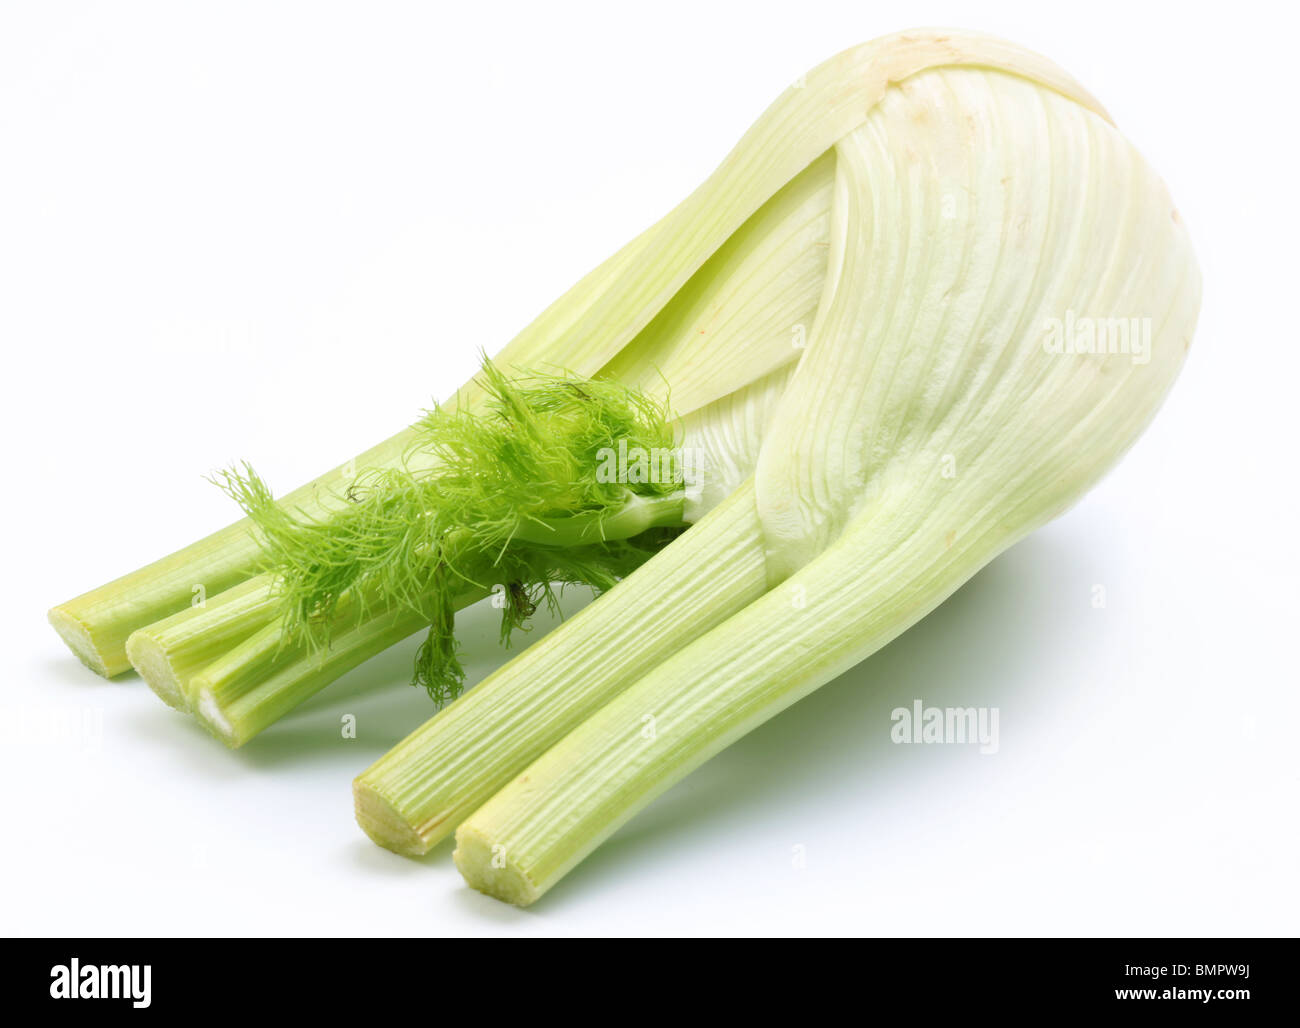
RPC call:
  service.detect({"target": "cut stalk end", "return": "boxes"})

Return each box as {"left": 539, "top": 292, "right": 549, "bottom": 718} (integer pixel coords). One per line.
{"left": 453, "top": 824, "right": 541, "bottom": 907}
{"left": 124, "top": 629, "right": 190, "bottom": 711}
{"left": 352, "top": 778, "right": 436, "bottom": 857}
{"left": 47, "top": 605, "right": 123, "bottom": 677}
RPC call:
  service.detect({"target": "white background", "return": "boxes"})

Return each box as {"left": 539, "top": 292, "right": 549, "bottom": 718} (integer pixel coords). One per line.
{"left": 2, "top": 1, "right": 1296, "bottom": 937}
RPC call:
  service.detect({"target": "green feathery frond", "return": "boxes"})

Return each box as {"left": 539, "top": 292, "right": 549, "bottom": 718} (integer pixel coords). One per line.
{"left": 215, "top": 358, "right": 689, "bottom": 703}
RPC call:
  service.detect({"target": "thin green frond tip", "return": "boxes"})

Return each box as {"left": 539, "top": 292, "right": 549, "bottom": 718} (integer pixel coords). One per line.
{"left": 214, "top": 358, "right": 690, "bottom": 704}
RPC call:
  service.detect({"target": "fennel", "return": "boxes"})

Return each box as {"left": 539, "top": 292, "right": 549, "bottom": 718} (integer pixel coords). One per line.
{"left": 378, "top": 38, "right": 1199, "bottom": 905}
{"left": 48, "top": 28, "right": 1200, "bottom": 912}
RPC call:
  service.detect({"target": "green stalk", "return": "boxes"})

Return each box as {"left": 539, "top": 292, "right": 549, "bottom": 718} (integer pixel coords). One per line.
{"left": 451, "top": 499, "right": 999, "bottom": 906}
{"left": 47, "top": 431, "right": 418, "bottom": 677}
{"left": 125, "top": 572, "right": 488, "bottom": 716}
{"left": 125, "top": 575, "right": 278, "bottom": 710}
{"left": 509, "top": 494, "right": 687, "bottom": 548}
{"left": 191, "top": 501, "right": 690, "bottom": 747}
{"left": 191, "top": 592, "right": 481, "bottom": 748}
{"left": 353, "top": 480, "right": 767, "bottom": 855}
{"left": 124, "top": 500, "right": 687, "bottom": 727}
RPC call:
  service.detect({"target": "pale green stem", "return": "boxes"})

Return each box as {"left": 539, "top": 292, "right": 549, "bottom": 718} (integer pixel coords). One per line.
{"left": 125, "top": 575, "right": 279, "bottom": 710}
{"left": 451, "top": 501, "right": 998, "bottom": 906}
{"left": 353, "top": 481, "right": 767, "bottom": 856}
{"left": 48, "top": 524, "right": 263, "bottom": 679}
{"left": 191, "top": 591, "right": 485, "bottom": 748}
{"left": 511, "top": 493, "right": 685, "bottom": 547}
{"left": 126, "top": 573, "right": 484, "bottom": 718}
{"left": 189, "top": 492, "right": 690, "bottom": 747}
{"left": 48, "top": 428, "right": 420, "bottom": 677}
{"left": 123, "top": 491, "right": 686, "bottom": 715}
